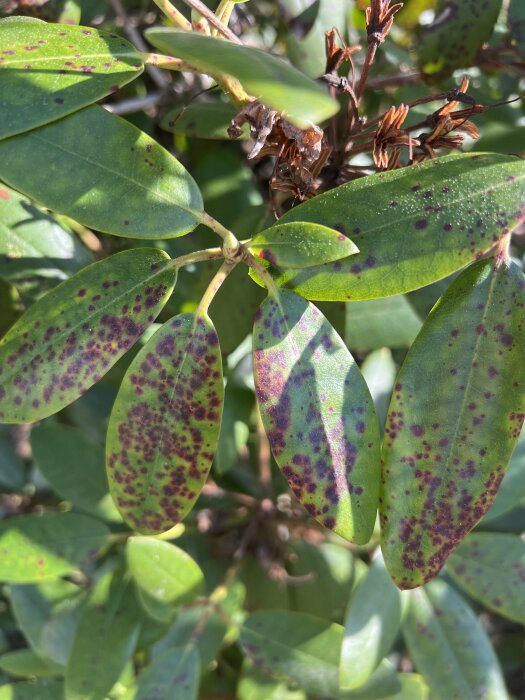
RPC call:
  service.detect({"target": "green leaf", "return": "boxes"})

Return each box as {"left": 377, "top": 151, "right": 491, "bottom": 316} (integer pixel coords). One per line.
{"left": 0, "top": 18, "right": 143, "bottom": 140}
{"left": 361, "top": 349, "right": 397, "bottom": 432}
{"left": 9, "top": 580, "right": 83, "bottom": 668}
{"left": 288, "top": 542, "right": 355, "bottom": 621}
{"left": 239, "top": 611, "right": 345, "bottom": 696}
{"left": 0, "top": 513, "right": 110, "bottom": 583}
{"left": 106, "top": 312, "right": 224, "bottom": 534}
{"left": 418, "top": 0, "right": 502, "bottom": 81}
{"left": 483, "top": 424, "right": 525, "bottom": 522}
{"left": 345, "top": 296, "right": 422, "bottom": 353}
{"left": 380, "top": 258, "right": 525, "bottom": 588}
{"left": 214, "top": 383, "right": 253, "bottom": 475}
{"left": 65, "top": 572, "right": 141, "bottom": 700}
{"left": 270, "top": 154, "right": 525, "bottom": 301}
{"left": 144, "top": 29, "right": 338, "bottom": 128}
{"left": 160, "top": 100, "right": 249, "bottom": 140}
{"left": 0, "top": 428, "right": 27, "bottom": 491}
{"left": 448, "top": 532, "right": 525, "bottom": 624}
{"left": 237, "top": 660, "right": 306, "bottom": 700}
{"left": 249, "top": 222, "right": 359, "bottom": 269}
{"left": 0, "top": 248, "right": 176, "bottom": 423}
{"left": 240, "top": 611, "right": 400, "bottom": 698}
{"left": 340, "top": 559, "right": 403, "bottom": 690}
{"left": 0, "top": 680, "right": 64, "bottom": 700}
{"left": 31, "top": 423, "right": 121, "bottom": 522}
{"left": 402, "top": 579, "right": 507, "bottom": 700}
{"left": 122, "top": 646, "right": 200, "bottom": 700}
{"left": 0, "top": 184, "right": 94, "bottom": 284}
{"left": 509, "top": 0, "right": 525, "bottom": 58}
{"left": 126, "top": 537, "right": 205, "bottom": 618}
{"left": 0, "top": 649, "right": 61, "bottom": 678}
{"left": 285, "top": 0, "right": 348, "bottom": 78}
{"left": 253, "top": 289, "right": 380, "bottom": 543}
{"left": 0, "top": 105, "right": 203, "bottom": 239}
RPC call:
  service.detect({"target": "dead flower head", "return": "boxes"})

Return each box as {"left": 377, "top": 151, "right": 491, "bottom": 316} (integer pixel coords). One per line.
{"left": 366, "top": 0, "right": 403, "bottom": 44}
{"left": 373, "top": 104, "right": 419, "bottom": 169}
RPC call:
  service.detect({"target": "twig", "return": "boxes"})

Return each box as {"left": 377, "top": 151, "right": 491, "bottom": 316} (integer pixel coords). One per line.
{"left": 180, "top": 0, "right": 242, "bottom": 44}
{"left": 103, "top": 92, "right": 163, "bottom": 115}
{"left": 366, "top": 71, "right": 421, "bottom": 90}
{"left": 109, "top": 0, "right": 170, "bottom": 89}
{"left": 256, "top": 405, "right": 273, "bottom": 500}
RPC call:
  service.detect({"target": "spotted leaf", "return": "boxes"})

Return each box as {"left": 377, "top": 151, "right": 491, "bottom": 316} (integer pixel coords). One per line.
{"left": 0, "top": 17, "right": 143, "bottom": 140}
{"left": 381, "top": 258, "right": 525, "bottom": 589}
{"left": 253, "top": 289, "right": 380, "bottom": 544}
{"left": 270, "top": 153, "right": 525, "bottom": 301}
{"left": 248, "top": 222, "right": 359, "bottom": 269}
{"left": 448, "top": 533, "right": 525, "bottom": 624}
{"left": 144, "top": 28, "right": 338, "bottom": 128}
{"left": 0, "top": 248, "right": 176, "bottom": 423}
{"left": 106, "top": 312, "right": 224, "bottom": 534}
{"left": 121, "top": 646, "right": 200, "bottom": 700}
{"left": 0, "top": 105, "right": 203, "bottom": 239}
{"left": 418, "top": 0, "right": 502, "bottom": 81}
{"left": 403, "top": 579, "right": 507, "bottom": 700}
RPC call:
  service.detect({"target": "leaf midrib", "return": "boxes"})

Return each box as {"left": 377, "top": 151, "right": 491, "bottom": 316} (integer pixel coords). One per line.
{"left": 2, "top": 52, "right": 142, "bottom": 67}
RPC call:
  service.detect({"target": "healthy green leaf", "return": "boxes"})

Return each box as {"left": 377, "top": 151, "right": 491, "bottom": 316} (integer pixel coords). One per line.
{"left": 0, "top": 680, "right": 64, "bottom": 700}
{"left": 402, "top": 579, "right": 508, "bottom": 700}
{"left": 509, "top": 0, "right": 525, "bottom": 58}
{"left": 271, "top": 154, "right": 525, "bottom": 301}
{"left": 122, "top": 646, "right": 200, "bottom": 700}
{"left": 340, "top": 559, "right": 403, "bottom": 690}
{"left": 240, "top": 611, "right": 400, "bottom": 698}
{"left": 107, "top": 312, "right": 224, "bottom": 534}
{"left": 144, "top": 29, "right": 338, "bottom": 128}
{"left": 0, "top": 248, "right": 176, "bottom": 423}
{"left": 126, "top": 537, "right": 205, "bottom": 617}
{"left": 0, "top": 513, "right": 110, "bottom": 583}
{"left": 249, "top": 222, "right": 359, "bottom": 269}
{"left": 0, "top": 428, "right": 27, "bottom": 491}
{"left": 239, "top": 611, "right": 345, "bottom": 696}
{"left": 253, "top": 289, "right": 380, "bottom": 543}
{"left": 381, "top": 258, "right": 525, "bottom": 588}
{"left": 345, "top": 296, "right": 422, "bottom": 353}
{"left": 160, "top": 100, "right": 249, "bottom": 140}
{"left": 0, "top": 184, "right": 94, "bottom": 284}
{"left": 418, "top": 0, "right": 502, "bottom": 81}
{"left": 65, "top": 572, "right": 141, "bottom": 700}
{"left": 0, "top": 105, "right": 203, "bottom": 239}
{"left": 482, "top": 424, "right": 525, "bottom": 522}
{"left": 214, "top": 383, "right": 253, "bottom": 475}
{"left": 361, "top": 349, "right": 397, "bottom": 431}
{"left": 0, "top": 648, "right": 61, "bottom": 677}
{"left": 285, "top": 0, "right": 348, "bottom": 78}
{"left": 237, "top": 660, "right": 306, "bottom": 700}
{"left": 0, "top": 18, "right": 143, "bottom": 139}
{"left": 9, "top": 580, "right": 83, "bottom": 668}
{"left": 31, "top": 423, "right": 121, "bottom": 522}
{"left": 448, "top": 533, "right": 525, "bottom": 624}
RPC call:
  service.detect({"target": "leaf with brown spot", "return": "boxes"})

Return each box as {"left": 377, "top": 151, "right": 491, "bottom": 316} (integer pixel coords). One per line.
{"left": 381, "top": 258, "right": 525, "bottom": 589}
{"left": 448, "top": 532, "right": 525, "bottom": 624}
{"left": 253, "top": 289, "right": 381, "bottom": 544}
{"left": 0, "top": 248, "right": 176, "bottom": 423}
{"left": 106, "top": 312, "right": 224, "bottom": 534}
{"left": 269, "top": 153, "right": 525, "bottom": 301}
{"left": 0, "top": 17, "right": 144, "bottom": 140}
{"left": 248, "top": 222, "right": 359, "bottom": 269}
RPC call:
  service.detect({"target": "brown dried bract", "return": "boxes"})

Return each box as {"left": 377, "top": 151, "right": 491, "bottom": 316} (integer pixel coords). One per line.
{"left": 366, "top": 0, "right": 403, "bottom": 45}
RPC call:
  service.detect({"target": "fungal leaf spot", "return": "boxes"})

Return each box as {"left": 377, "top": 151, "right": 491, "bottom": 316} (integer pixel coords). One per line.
{"left": 253, "top": 289, "right": 381, "bottom": 544}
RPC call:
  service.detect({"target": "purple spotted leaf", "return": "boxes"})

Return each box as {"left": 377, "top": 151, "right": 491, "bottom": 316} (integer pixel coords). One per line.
{"left": 248, "top": 222, "right": 359, "bottom": 269}
{"left": 0, "top": 105, "right": 203, "bottom": 239}
{"left": 106, "top": 312, "right": 224, "bottom": 534}
{"left": 0, "top": 248, "right": 176, "bottom": 423}
{"left": 269, "top": 153, "right": 525, "bottom": 301}
{"left": 0, "top": 17, "right": 144, "bottom": 140}
{"left": 381, "top": 258, "right": 525, "bottom": 589}
{"left": 253, "top": 289, "right": 380, "bottom": 544}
